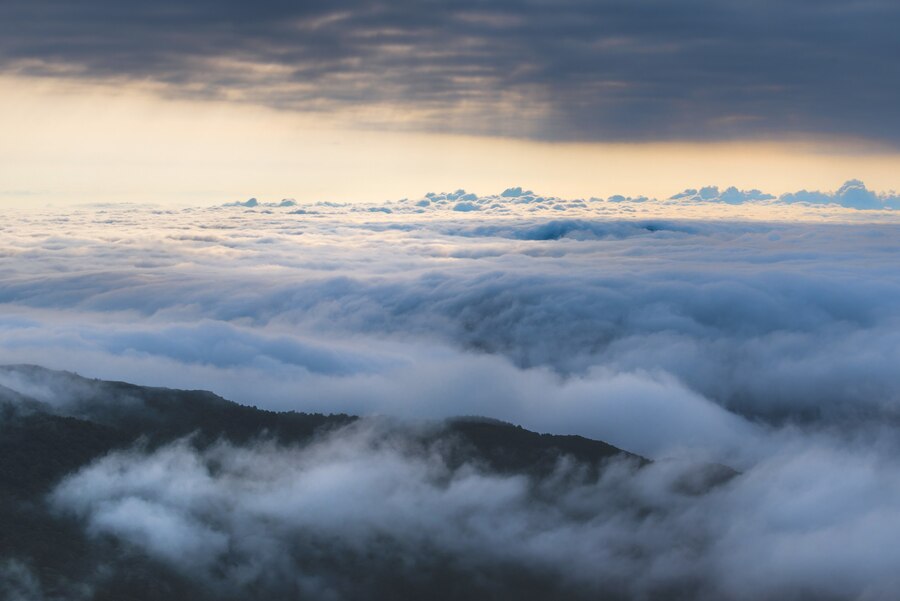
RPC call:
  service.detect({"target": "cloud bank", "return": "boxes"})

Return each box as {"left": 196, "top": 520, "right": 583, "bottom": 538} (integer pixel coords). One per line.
{"left": 1, "top": 190, "right": 900, "bottom": 598}
{"left": 31, "top": 419, "right": 900, "bottom": 601}
{"left": 780, "top": 179, "right": 900, "bottom": 210}
{"left": 2, "top": 196, "right": 899, "bottom": 444}
{"left": 223, "top": 180, "right": 900, "bottom": 214}
{"left": 1, "top": 1, "right": 899, "bottom": 144}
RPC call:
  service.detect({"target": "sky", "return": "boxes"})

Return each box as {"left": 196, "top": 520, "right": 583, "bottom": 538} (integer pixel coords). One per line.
{"left": 3, "top": 4, "right": 900, "bottom": 596}
{"left": 2, "top": 0, "right": 900, "bottom": 205}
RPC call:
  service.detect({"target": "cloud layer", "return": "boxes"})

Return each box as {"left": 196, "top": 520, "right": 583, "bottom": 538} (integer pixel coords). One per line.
{"left": 2, "top": 197, "right": 899, "bottom": 442}
{"left": 1, "top": 1, "right": 899, "bottom": 143}
{"left": 242, "top": 180, "right": 900, "bottom": 214}
{"left": 2, "top": 193, "right": 900, "bottom": 598}
{"left": 41, "top": 421, "right": 900, "bottom": 601}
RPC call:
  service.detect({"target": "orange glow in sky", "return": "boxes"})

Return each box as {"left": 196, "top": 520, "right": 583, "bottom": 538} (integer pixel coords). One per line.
{"left": 2, "top": 75, "right": 899, "bottom": 206}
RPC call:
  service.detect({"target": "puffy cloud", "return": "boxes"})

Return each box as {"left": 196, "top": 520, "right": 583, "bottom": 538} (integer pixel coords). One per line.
{"left": 779, "top": 179, "right": 900, "bottom": 210}
{"left": 500, "top": 187, "right": 532, "bottom": 198}
{"left": 452, "top": 201, "right": 479, "bottom": 212}
{"left": 213, "top": 184, "right": 900, "bottom": 216}
{"left": 223, "top": 197, "right": 259, "bottom": 208}
{"left": 223, "top": 197, "right": 298, "bottom": 209}
{"left": 670, "top": 186, "right": 775, "bottom": 204}
{"left": 606, "top": 194, "right": 650, "bottom": 203}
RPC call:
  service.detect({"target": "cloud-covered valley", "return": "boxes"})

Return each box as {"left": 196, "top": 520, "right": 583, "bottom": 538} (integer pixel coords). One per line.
{"left": 2, "top": 193, "right": 899, "bottom": 441}
{"left": 2, "top": 190, "right": 900, "bottom": 599}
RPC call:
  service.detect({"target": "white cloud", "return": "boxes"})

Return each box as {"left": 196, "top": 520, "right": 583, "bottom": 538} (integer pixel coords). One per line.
{"left": 670, "top": 185, "right": 775, "bottom": 204}
{"left": 2, "top": 191, "right": 900, "bottom": 598}
{"left": 779, "top": 179, "right": 900, "bottom": 210}
{"left": 1, "top": 202, "right": 899, "bottom": 447}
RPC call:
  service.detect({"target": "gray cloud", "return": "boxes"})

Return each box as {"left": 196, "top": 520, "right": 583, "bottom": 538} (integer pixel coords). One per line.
{"left": 45, "top": 422, "right": 900, "bottom": 601}
{"left": 670, "top": 186, "right": 775, "bottom": 205}
{"left": 3, "top": 194, "right": 900, "bottom": 599}
{"left": 0, "top": 561, "right": 51, "bottom": 601}
{"left": 1, "top": 1, "right": 899, "bottom": 143}
{"left": 228, "top": 180, "right": 900, "bottom": 214}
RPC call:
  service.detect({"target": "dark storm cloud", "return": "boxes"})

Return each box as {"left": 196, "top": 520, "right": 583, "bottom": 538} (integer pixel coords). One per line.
{"left": 1, "top": 0, "right": 898, "bottom": 143}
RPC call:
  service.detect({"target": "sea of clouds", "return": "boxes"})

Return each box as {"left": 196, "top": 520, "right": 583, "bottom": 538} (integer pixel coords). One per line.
{"left": 2, "top": 184, "right": 900, "bottom": 599}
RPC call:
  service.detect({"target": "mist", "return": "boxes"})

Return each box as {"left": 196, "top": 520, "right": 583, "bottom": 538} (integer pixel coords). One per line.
{"left": 2, "top": 191, "right": 900, "bottom": 599}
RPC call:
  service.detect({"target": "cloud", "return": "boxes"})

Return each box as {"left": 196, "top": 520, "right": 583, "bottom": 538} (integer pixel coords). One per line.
{"left": 211, "top": 183, "right": 900, "bottom": 215}
{"left": 1, "top": 200, "right": 899, "bottom": 448}
{"left": 2, "top": 193, "right": 900, "bottom": 598}
{"left": 44, "top": 422, "right": 900, "bottom": 600}
{"left": 670, "top": 186, "right": 775, "bottom": 205}
{"left": 1, "top": 2, "right": 899, "bottom": 143}
{"left": 0, "top": 561, "right": 50, "bottom": 601}
{"left": 779, "top": 179, "right": 900, "bottom": 210}
{"left": 223, "top": 197, "right": 259, "bottom": 208}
